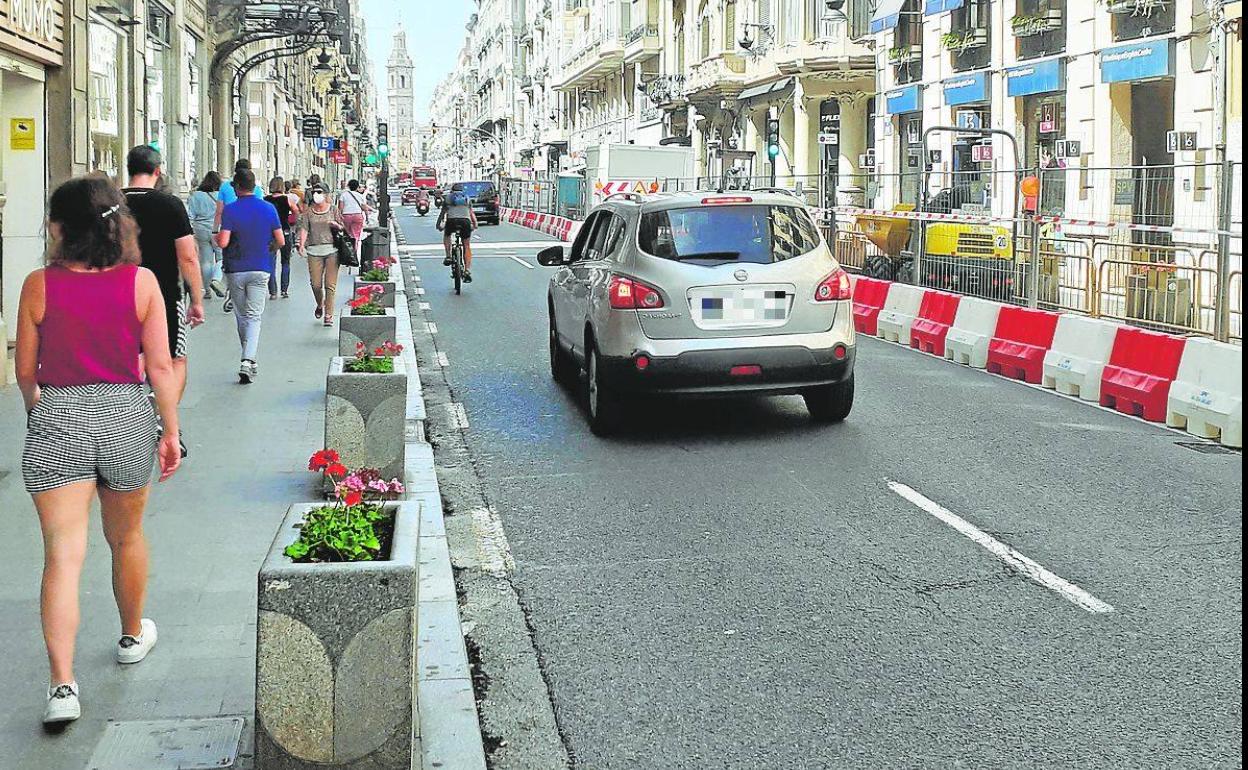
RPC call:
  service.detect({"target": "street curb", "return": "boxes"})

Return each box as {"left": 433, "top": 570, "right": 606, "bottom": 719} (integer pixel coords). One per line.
{"left": 391, "top": 229, "right": 489, "bottom": 770}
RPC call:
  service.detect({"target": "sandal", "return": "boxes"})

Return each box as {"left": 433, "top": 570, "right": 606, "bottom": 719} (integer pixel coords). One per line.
{"left": 323, "top": 315, "right": 334, "bottom": 327}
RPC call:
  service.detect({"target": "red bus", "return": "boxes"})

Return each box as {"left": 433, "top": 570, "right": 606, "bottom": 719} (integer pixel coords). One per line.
{"left": 411, "top": 165, "right": 438, "bottom": 189}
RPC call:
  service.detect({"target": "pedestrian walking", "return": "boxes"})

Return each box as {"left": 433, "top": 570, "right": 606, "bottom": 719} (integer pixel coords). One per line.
{"left": 264, "top": 177, "right": 294, "bottom": 299}
{"left": 297, "top": 184, "right": 345, "bottom": 327}
{"left": 122, "top": 145, "right": 204, "bottom": 456}
{"left": 338, "top": 179, "right": 371, "bottom": 263}
{"left": 15, "top": 175, "right": 183, "bottom": 725}
{"left": 216, "top": 167, "right": 285, "bottom": 384}
{"left": 187, "top": 171, "right": 226, "bottom": 301}
{"left": 217, "top": 159, "right": 260, "bottom": 208}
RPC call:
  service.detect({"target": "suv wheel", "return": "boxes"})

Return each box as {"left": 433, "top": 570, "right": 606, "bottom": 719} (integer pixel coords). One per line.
{"left": 804, "top": 374, "right": 854, "bottom": 424}
{"left": 549, "top": 314, "right": 575, "bottom": 385}
{"left": 586, "top": 346, "right": 623, "bottom": 436}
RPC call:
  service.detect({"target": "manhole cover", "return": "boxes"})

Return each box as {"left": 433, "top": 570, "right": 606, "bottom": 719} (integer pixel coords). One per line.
{"left": 87, "top": 717, "right": 244, "bottom": 770}
{"left": 1176, "top": 441, "right": 1239, "bottom": 455}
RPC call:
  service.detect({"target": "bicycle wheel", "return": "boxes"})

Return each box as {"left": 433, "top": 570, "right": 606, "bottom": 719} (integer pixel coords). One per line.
{"left": 452, "top": 242, "right": 463, "bottom": 295}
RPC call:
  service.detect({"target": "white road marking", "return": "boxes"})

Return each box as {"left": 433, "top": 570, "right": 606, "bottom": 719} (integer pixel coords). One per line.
{"left": 887, "top": 480, "right": 1115, "bottom": 614}
{"left": 447, "top": 402, "right": 470, "bottom": 429}
{"left": 401, "top": 241, "right": 555, "bottom": 252}
{"left": 419, "top": 302, "right": 431, "bottom": 311}
{"left": 508, "top": 255, "right": 535, "bottom": 269}
{"left": 414, "top": 287, "right": 426, "bottom": 295}
{"left": 469, "top": 506, "right": 515, "bottom": 578}
{"left": 426, "top": 322, "right": 438, "bottom": 335}
{"left": 435, "top": 351, "right": 449, "bottom": 368}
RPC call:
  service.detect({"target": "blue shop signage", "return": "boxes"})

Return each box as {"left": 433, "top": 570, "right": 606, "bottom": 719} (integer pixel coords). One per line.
{"left": 925, "top": 0, "right": 964, "bottom": 14}
{"left": 1100, "top": 39, "right": 1175, "bottom": 83}
{"left": 885, "top": 85, "right": 922, "bottom": 115}
{"left": 943, "top": 72, "right": 990, "bottom": 106}
{"left": 1006, "top": 58, "right": 1065, "bottom": 97}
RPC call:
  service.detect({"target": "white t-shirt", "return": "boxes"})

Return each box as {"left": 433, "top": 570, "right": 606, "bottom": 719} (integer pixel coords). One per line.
{"left": 339, "top": 190, "right": 366, "bottom": 216}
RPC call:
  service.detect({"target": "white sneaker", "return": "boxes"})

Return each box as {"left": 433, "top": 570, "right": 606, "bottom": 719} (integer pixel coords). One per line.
{"left": 43, "top": 683, "right": 81, "bottom": 724}
{"left": 116, "top": 618, "right": 158, "bottom": 664}
{"left": 239, "top": 361, "right": 255, "bottom": 385}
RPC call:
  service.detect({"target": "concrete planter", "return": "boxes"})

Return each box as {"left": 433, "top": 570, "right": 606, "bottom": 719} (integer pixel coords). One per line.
{"left": 353, "top": 277, "right": 396, "bottom": 309}
{"left": 339, "top": 308, "right": 397, "bottom": 357}
{"left": 325, "top": 356, "right": 407, "bottom": 486}
{"left": 255, "top": 500, "right": 419, "bottom": 769}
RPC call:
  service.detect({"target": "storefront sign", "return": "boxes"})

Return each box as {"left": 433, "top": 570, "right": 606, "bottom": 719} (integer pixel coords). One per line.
{"left": 1, "top": 0, "right": 65, "bottom": 65}
{"left": 313, "top": 136, "right": 340, "bottom": 151}
{"left": 1100, "top": 39, "right": 1174, "bottom": 84}
{"left": 10, "top": 116, "right": 35, "bottom": 149}
{"left": 1006, "top": 59, "right": 1065, "bottom": 97}
{"left": 300, "top": 114, "right": 323, "bottom": 139}
{"left": 943, "top": 72, "right": 990, "bottom": 107}
{"left": 925, "top": 0, "right": 964, "bottom": 15}
{"left": 885, "top": 85, "right": 922, "bottom": 115}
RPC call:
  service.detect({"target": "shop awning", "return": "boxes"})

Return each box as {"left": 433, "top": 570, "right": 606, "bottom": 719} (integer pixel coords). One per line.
{"left": 925, "top": 0, "right": 964, "bottom": 14}
{"left": 870, "top": 0, "right": 907, "bottom": 34}
{"left": 737, "top": 77, "right": 795, "bottom": 104}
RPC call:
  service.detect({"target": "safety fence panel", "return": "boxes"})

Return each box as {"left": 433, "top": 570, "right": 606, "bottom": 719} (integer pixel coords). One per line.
{"left": 1227, "top": 269, "right": 1242, "bottom": 343}
{"left": 1092, "top": 242, "right": 1222, "bottom": 338}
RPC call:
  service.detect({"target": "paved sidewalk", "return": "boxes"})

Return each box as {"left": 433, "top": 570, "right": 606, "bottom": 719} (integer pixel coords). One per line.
{"left": 0, "top": 259, "right": 352, "bottom": 769}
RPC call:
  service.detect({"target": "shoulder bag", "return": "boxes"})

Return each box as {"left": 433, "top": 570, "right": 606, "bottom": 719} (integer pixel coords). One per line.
{"left": 334, "top": 226, "right": 359, "bottom": 267}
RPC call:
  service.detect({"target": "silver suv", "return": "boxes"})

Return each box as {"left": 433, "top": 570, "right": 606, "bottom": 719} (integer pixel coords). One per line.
{"left": 537, "top": 191, "right": 856, "bottom": 435}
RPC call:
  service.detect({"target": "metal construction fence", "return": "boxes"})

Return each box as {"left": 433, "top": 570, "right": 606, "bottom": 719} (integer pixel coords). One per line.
{"left": 500, "top": 161, "right": 1243, "bottom": 342}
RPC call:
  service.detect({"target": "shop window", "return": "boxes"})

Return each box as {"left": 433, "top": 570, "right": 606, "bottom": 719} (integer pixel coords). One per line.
{"left": 889, "top": 0, "right": 923, "bottom": 85}
{"left": 1023, "top": 96, "right": 1068, "bottom": 216}
{"left": 946, "top": 0, "right": 991, "bottom": 73}
{"left": 89, "top": 20, "right": 127, "bottom": 180}
{"left": 898, "top": 113, "right": 923, "bottom": 206}
{"left": 1109, "top": 0, "right": 1175, "bottom": 41}
{"left": 1013, "top": 0, "right": 1066, "bottom": 60}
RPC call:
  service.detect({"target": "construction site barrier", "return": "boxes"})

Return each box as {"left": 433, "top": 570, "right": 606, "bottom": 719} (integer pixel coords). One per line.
{"left": 945, "top": 297, "right": 1004, "bottom": 369}
{"left": 1166, "top": 339, "right": 1243, "bottom": 448}
{"left": 851, "top": 277, "right": 891, "bottom": 336}
{"left": 909, "top": 291, "right": 962, "bottom": 357}
{"left": 877, "top": 283, "right": 926, "bottom": 346}
{"left": 986, "top": 307, "right": 1060, "bottom": 384}
{"left": 1041, "top": 315, "right": 1120, "bottom": 402}
{"left": 500, "top": 207, "right": 579, "bottom": 242}
{"left": 1100, "top": 327, "right": 1187, "bottom": 422}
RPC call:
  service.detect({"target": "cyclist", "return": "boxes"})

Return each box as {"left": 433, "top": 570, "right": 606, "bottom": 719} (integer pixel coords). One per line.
{"left": 437, "top": 188, "right": 478, "bottom": 282}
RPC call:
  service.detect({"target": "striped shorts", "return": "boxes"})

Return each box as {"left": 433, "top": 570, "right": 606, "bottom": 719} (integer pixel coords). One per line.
{"left": 23, "top": 384, "right": 159, "bottom": 495}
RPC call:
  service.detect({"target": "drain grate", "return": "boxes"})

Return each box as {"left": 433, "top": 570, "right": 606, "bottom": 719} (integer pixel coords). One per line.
{"left": 1176, "top": 441, "right": 1240, "bottom": 455}
{"left": 87, "top": 717, "right": 244, "bottom": 770}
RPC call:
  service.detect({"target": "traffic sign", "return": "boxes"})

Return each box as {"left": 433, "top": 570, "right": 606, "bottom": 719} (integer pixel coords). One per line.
{"left": 300, "top": 114, "right": 323, "bottom": 139}
{"left": 313, "top": 137, "right": 339, "bottom": 152}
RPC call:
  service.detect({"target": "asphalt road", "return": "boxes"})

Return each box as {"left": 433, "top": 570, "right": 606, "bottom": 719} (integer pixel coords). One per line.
{"left": 393, "top": 204, "right": 1242, "bottom": 769}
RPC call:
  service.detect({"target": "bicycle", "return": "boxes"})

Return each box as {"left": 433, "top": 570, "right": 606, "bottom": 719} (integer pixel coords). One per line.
{"left": 449, "top": 230, "right": 466, "bottom": 295}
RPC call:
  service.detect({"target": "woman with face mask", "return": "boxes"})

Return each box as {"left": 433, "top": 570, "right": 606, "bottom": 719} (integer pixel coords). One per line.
{"left": 297, "top": 186, "right": 346, "bottom": 326}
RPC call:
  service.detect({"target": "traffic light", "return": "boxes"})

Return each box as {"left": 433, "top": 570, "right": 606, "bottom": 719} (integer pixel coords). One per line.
{"left": 766, "top": 118, "right": 781, "bottom": 160}
{"left": 377, "top": 121, "right": 390, "bottom": 159}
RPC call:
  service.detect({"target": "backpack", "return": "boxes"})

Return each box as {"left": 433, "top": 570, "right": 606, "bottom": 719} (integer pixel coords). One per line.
{"left": 445, "top": 191, "right": 469, "bottom": 207}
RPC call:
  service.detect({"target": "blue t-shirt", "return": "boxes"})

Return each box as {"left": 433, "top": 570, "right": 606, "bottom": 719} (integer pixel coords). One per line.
{"left": 221, "top": 196, "right": 281, "bottom": 274}
{"left": 218, "top": 181, "right": 259, "bottom": 206}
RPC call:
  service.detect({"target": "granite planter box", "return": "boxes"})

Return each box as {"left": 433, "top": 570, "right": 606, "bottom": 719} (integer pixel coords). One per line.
{"left": 255, "top": 501, "right": 419, "bottom": 769}
{"left": 353, "top": 277, "right": 396, "bottom": 309}
{"left": 325, "top": 356, "right": 407, "bottom": 487}
{"left": 339, "top": 308, "right": 397, "bottom": 357}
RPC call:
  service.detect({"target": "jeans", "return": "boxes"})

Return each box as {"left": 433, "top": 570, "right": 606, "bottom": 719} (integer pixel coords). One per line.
{"left": 268, "top": 232, "right": 292, "bottom": 295}
{"left": 196, "top": 234, "right": 222, "bottom": 293}
{"left": 306, "top": 250, "right": 340, "bottom": 318}
{"left": 226, "top": 271, "right": 270, "bottom": 362}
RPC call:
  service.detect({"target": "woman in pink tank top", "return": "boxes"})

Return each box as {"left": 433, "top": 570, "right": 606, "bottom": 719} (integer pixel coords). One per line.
{"left": 14, "top": 175, "right": 184, "bottom": 725}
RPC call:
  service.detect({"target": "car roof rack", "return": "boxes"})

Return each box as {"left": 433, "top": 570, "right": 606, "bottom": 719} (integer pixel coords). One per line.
{"left": 603, "top": 192, "right": 644, "bottom": 203}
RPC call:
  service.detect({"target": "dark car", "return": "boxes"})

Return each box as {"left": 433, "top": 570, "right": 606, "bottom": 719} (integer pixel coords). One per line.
{"left": 450, "top": 181, "right": 500, "bottom": 225}
{"left": 401, "top": 186, "right": 427, "bottom": 206}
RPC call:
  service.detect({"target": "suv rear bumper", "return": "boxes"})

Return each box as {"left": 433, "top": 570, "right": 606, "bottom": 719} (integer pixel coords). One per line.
{"left": 598, "top": 342, "right": 855, "bottom": 396}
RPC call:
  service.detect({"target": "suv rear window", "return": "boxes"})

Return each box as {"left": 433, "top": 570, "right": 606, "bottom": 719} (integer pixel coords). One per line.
{"left": 452, "top": 182, "right": 496, "bottom": 199}
{"left": 638, "top": 205, "right": 822, "bottom": 265}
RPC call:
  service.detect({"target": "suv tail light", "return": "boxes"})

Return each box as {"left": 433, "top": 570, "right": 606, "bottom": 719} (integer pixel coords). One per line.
{"left": 608, "top": 275, "right": 665, "bottom": 310}
{"left": 814, "top": 268, "right": 853, "bottom": 302}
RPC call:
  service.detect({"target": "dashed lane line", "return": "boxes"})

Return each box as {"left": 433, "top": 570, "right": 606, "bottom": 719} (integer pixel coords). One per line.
{"left": 887, "top": 480, "right": 1116, "bottom": 614}
{"left": 435, "top": 351, "right": 449, "bottom": 368}
{"left": 419, "top": 302, "right": 431, "bottom": 311}
{"left": 426, "top": 322, "right": 438, "bottom": 335}
{"left": 508, "top": 255, "right": 535, "bottom": 269}
{"left": 447, "top": 402, "right": 470, "bottom": 430}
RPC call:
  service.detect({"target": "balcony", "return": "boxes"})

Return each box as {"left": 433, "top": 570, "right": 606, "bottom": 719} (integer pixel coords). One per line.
{"left": 684, "top": 54, "right": 747, "bottom": 104}
{"left": 624, "top": 22, "right": 661, "bottom": 63}
{"left": 772, "top": 20, "right": 877, "bottom": 77}
{"left": 643, "top": 74, "right": 687, "bottom": 110}
{"left": 556, "top": 32, "right": 626, "bottom": 89}
{"left": 520, "top": 75, "right": 535, "bottom": 92}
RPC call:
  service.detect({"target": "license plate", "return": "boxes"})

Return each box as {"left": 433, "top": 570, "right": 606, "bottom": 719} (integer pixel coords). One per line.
{"left": 692, "top": 287, "right": 790, "bottom": 326}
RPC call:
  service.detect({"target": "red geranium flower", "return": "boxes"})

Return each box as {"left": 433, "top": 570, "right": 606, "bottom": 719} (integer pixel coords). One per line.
{"left": 324, "top": 462, "right": 348, "bottom": 478}
{"left": 308, "top": 448, "right": 340, "bottom": 471}
{"left": 342, "top": 490, "right": 364, "bottom": 507}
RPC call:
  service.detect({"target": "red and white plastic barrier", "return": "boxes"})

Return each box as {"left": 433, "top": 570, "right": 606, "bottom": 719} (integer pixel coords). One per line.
{"left": 1100, "top": 327, "right": 1187, "bottom": 422}
{"left": 909, "top": 291, "right": 962, "bottom": 357}
{"left": 945, "top": 297, "right": 1004, "bottom": 369}
{"left": 501, "top": 207, "right": 581, "bottom": 242}
{"left": 876, "top": 284, "right": 926, "bottom": 346}
{"left": 986, "top": 307, "right": 1060, "bottom": 384}
{"left": 1166, "top": 339, "right": 1243, "bottom": 448}
{"left": 1041, "top": 315, "right": 1120, "bottom": 402}
{"left": 851, "top": 277, "right": 892, "bottom": 336}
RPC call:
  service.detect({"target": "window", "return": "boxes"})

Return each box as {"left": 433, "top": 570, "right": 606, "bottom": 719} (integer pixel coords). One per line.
{"left": 1110, "top": 0, "right": 1175, "bottom": 42}
{"left": 638, "top": 205, "right": 822, "bottom": 264}
{"left": 723, "top": 1, "right": 737, "bottom": 52}
{"left": 569, "top": 211, "right": 603, "bottom": 261}
{"left": 949, "top": 0, "right": 991, "bottom": 72}
{"left": 1014, "top": 0, "right": 1066, "bottom": 60}
{"left": 892, "top": 0, "right": 923, "bottom": 84}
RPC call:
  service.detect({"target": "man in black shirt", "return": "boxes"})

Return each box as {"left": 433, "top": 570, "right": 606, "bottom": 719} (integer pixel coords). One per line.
{"left": 123, "top": 145, "right": 205, "bottom": 404}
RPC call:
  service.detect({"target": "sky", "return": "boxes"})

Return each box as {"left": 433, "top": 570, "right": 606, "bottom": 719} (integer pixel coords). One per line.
{"left": 362, "top": 0, "right": 474, "bottom": 123}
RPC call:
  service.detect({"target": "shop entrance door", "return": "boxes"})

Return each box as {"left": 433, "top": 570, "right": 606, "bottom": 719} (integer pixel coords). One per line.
{"left": 1130, "top": 79, "right": 1175, "bottom": 242}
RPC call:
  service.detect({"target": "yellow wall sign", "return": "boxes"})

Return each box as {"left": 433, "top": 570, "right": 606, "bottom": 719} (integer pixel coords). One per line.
{"left": 11, "top": 118, "right": 37, "bottom": 151}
